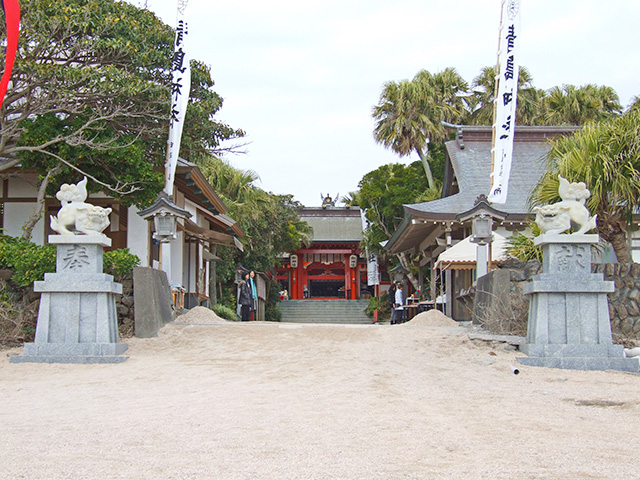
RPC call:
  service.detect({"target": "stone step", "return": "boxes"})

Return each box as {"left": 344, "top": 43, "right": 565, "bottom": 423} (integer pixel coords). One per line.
{"left": 279, "top": 300, "right": 372, "bottom": 324}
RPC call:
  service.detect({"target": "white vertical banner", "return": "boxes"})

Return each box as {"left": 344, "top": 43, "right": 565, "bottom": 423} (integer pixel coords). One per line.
{"left": 488, "top": 0, "right": 521, "bottom": 204}
{"left": 164, "top": 0, "right": 191, "bottom": 196}
{"left": 360, "top": 209, "right": 380, "bottom": 286}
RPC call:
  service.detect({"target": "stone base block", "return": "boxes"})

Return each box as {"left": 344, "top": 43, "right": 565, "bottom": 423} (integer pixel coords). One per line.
{"left": 10, "top": 342, "right": 128, "bottom": 364}
{"left": 517, "top": 355, "right": 639, "bottom": 373}
{"left": 519, "top": 343, "right": 624, "bottom": 357}
{"left": 10, "top": 354, "right": 128, "bottom": 364}
{"left": 22, "top": 342, "right": 128, "bottom": 356}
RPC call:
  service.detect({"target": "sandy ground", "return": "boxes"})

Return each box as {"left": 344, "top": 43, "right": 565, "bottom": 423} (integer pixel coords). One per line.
{"left": 1, "top": 308, "right": 640, "bottom": 480}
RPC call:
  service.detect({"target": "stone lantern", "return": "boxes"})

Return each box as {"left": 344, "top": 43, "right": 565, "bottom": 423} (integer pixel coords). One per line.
{"left": 457, "top": 195, "right": 507, "bottom": 279}
{"left": 138, "top": 191, "right": 192, "bottom": 243}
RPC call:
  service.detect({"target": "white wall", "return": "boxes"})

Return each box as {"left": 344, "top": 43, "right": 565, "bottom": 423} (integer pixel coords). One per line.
{"left": 170, "top": 232, "right": 184, "bottom": 286}
{"left": 4, "top": 203, "right": 46, "bottom": 245}
{"left": 127, "top": 206, "right": 150, "bottom": 265}
{"left": 7, "top": 176, "right": 39, "bottom": 197}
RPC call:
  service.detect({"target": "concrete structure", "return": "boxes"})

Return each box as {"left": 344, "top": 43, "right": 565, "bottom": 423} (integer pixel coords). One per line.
{"left": 11, "top": 235, "right": 127, "bottom": 364}
{"left": 132, "top": 266, "right": 173, "bottom": 338}
{"left": 518, "top": 234, "right": 639, "bottom": 372}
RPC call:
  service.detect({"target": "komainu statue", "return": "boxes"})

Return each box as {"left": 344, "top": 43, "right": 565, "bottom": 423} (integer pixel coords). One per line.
{"left": 534, "top": 175, "right": 597, "bottom": 235}
{"left": 50, "top": 177, "right": 112, "bottom": 235}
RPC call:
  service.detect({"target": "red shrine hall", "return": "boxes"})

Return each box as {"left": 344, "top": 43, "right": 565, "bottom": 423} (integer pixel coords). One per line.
{"left": 275, "top": 199, "right": 374, "bottom": 300}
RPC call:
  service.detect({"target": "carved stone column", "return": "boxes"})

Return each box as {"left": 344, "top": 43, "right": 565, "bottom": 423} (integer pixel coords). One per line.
{"left": 11, "top": 235, "right": 128, "bottom": 364}
{"left": 518, "top": 233, "right": 638, "bottom": 372}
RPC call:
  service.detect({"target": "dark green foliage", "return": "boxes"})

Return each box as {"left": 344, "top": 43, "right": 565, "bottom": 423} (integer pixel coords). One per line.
{"left": 264, "top": 282, "right": 282, "bottom": 322}
{"left": 357, "top": 161, "right": 430, "bottom": 248}
{"left": 0, "top": 235, "right": 140, "bottom": 286}
{"left": 212, "top": 303, "right": 237, "bottom": 321}
{"left": 0, "top": 236, "right": 56, "bottom": 287}
{"left": 365, "top": 293, "right": 391, "bottom": 319}
{"left": 505, "top": 232, "right": 543, "bottom": 263}
{"left": 103, "top": 248, "right": 141, "bottom": 276}
{"left": 5, "top": 0, "right": 244, "bottom": 207}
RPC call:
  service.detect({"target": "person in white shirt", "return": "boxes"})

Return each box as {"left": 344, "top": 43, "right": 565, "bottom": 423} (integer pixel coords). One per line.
{"left": 392, "top": 283, "right": 404, "bottom": 324}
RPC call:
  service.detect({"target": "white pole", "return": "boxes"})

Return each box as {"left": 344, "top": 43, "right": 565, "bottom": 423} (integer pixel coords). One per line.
{"left": 476, "top": 243, "right": 489, "bottom": 279}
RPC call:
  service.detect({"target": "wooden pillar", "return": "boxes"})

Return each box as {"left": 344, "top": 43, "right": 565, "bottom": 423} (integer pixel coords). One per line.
{"left": 208, "top": 245, "right": 217, "bottom": 305}
{"left": 297, "top": 259, "right": 305, "bottom": 300}
{"left": 430, "top": 257, "right": 437, "bottom": 301}
{"left": 350, "top": 265, "right": 357, "bottom": 299}
{"left": 344, "top": 255, "right": 351, "bottom": 299}
{"left": 445, "top": 224, "right": 454, "bottom": 318}
{"left": 291, "top": 265, "right": 299, "bottom": 300}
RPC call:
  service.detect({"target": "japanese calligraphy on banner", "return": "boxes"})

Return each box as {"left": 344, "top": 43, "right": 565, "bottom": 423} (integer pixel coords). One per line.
{"left": 164, "top": 0, "right": 191, "bottom": 196}
{"left": 367, "top": 252, "right": 380, "bottom": 286}
{"left": 488, "top": 0, "right": 521, "bottom": 204}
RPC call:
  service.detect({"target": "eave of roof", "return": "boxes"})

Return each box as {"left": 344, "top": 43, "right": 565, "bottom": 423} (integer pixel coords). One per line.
{"left": 175, "top": 159, "right": 227, "bottom": 215}
{"left": 386, "top": 125, "right": 580, "bottom": 254}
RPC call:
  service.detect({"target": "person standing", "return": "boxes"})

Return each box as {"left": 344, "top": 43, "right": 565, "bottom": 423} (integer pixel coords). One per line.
{"left": 239, "top": 272, "right": 253, "bottom": 321}
{"left": 388, "top": 282, "right": 396, "bottom": 322}
{"left": 392, "top": 283, "right": 404, "bottom": 325}
{"left": 249, "top": 271, "right": 258, "bottom": 320}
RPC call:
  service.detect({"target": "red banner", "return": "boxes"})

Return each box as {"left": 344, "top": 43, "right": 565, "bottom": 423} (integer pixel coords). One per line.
{"left": 0, "top": 0, "right": 20, "bottom": 105}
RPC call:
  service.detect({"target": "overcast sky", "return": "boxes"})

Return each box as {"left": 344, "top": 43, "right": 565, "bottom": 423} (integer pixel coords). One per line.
{"left": 131, "top": 0, "right": 640, "bottom": 207}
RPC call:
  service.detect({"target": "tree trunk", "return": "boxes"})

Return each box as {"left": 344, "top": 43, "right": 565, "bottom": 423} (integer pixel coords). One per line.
{"left": 610, "top": 230, "right": 631, "bottom": 263}
{"left": 21, "top": 166, "right": 61, "bottom": 241}
{"left": 599, "top": 215, "right": 632, "bottom": 264}
{"left": 396, "top": 251, "right": 420, "bottom": 293}
{"left": 415, "top": 145, "right": 435, "bottom": 191}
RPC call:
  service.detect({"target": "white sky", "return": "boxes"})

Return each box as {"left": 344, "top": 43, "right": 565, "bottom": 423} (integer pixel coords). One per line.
{"left": 131, "top": 0, "right": 640, "bottom": 207}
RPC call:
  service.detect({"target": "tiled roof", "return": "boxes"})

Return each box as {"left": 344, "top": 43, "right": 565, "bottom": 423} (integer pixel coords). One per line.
{"left": 300, "top": 207, "right": 364, "bottom": 243}
{"left": 405, "top": 137, "right": 550, "bottom": 217}
{"left": 386, "top": 125, "right": 580, "bottom": 254}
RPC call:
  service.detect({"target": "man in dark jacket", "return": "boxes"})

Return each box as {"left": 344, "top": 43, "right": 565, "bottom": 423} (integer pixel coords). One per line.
{"left": 239, "top": 272, "right": 253, "bottom": 321}
{"left": 388, "top": 283, "right": 396, "bottom": 323}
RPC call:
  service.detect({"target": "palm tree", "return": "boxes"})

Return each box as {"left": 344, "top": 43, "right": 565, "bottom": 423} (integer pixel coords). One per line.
{"left": 199, "top": 156, "right": 260, "bottom": 205}
{"left": 530, "top": 110, "right": 640, "bottom": 262}
{"left": 373, "top": 79, "right": 436, "bottom": 189}
{"left": 467, "top": 65, "right": 541, "bottom": 125}
{"left": 372, "top": 68, "right": 467, "bottom": 190}
{"left": 540, "top": 84, "right": 622, "bottom": 125}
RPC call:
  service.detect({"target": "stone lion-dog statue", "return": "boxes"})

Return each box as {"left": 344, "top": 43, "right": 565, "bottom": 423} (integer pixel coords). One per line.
{"left": 534, "top": 175, "right": 597, "bottom": 235}
{"left": 50, "top": 177, "right": 112, "bottom": 235}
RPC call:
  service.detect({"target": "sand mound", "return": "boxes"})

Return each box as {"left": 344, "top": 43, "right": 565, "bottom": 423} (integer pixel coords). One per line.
{"left": 173, "top": 306, "right": 230, "bottom": 324}
{"left": 402, "top": 309, "right": 459, "bottom": 327}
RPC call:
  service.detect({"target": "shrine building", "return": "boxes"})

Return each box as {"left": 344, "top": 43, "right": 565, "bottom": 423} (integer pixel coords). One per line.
{"left": 275, "top": 197, "right": 374, "bottom": 300}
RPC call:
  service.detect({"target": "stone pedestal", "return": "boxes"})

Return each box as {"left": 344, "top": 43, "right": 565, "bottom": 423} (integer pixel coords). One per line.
{"left": 11, "top": 235, "right": 128, "bottom": 364}
{"left": 518, "top": 233, "right": 638, "bottom": 372}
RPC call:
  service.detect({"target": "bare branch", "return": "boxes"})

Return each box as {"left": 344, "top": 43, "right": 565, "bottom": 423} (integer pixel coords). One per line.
{"left": 37, "top": 150, "right": 143, "bottom": 195}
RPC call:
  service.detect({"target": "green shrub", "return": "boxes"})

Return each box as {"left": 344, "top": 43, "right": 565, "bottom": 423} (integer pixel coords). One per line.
{"left": 505, "top": 223, "right": 543, "bottom": 262}
{"left": 0, "top": 235, "right": 56, "bottom": 287}
{"left": 365, "top": 292, "right": 391, "bottom": 318}
{"left": 0, "top": 235, "right": 140, "bottom": 286}
{"left": 212, "top": 303, "right": 237, "bottom": 321}
{"left": 264, "top": 281, "right": 282, "bottom": 322}
{"left": 103, "top": 248, "right": 141, "bottom": 276}
{"left": 365, "top": 296, "right": 381, "bottom": 317}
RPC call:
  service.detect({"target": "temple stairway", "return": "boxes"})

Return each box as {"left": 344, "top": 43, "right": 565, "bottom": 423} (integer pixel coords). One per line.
{"left": 278, "top": 299, "right": 372, "bottom": 324}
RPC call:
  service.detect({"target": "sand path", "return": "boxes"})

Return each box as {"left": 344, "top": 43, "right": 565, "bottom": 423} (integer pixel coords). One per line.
{"left": 1, "top": 309, "right": 639, "bottom": 479}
